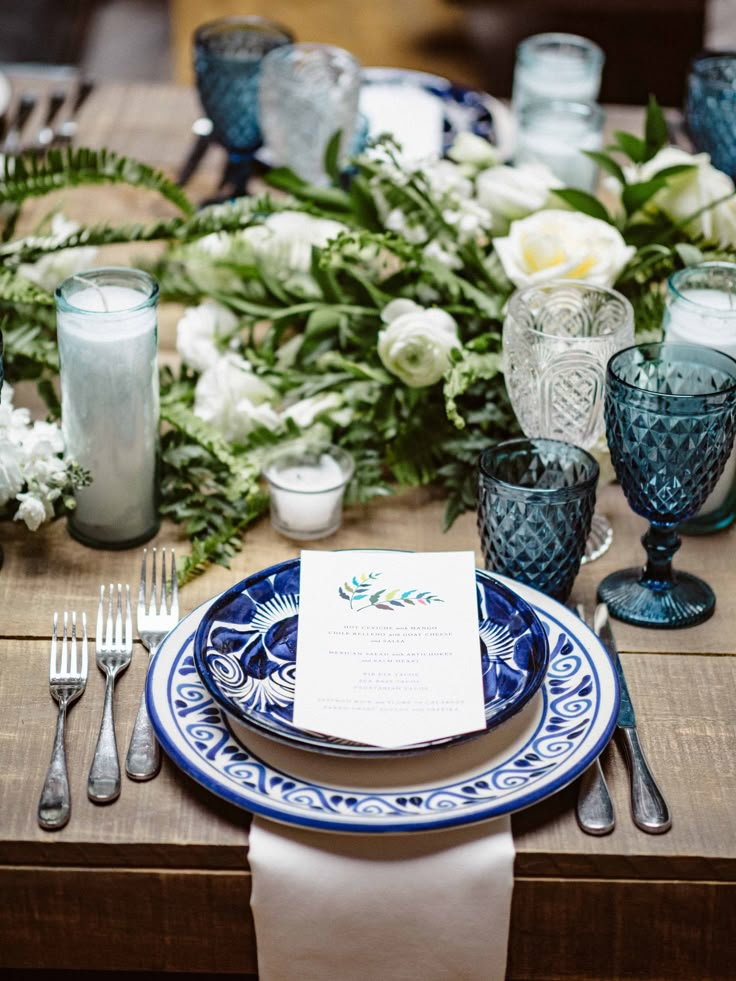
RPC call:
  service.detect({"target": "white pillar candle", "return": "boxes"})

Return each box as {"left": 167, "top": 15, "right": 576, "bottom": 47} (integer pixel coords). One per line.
{"left": 264, "top": 446, "right": 354, "bottom": 540}
{"left": 512, "top": 33, "right": 604, "bottom": 114}
{"left": 55, "top": 268, "right": 160, "bottom": 548}
{"left": 514, "top": 100, "right": 604, "bottom": 192}
{"left": 663, "top": 265, "right": 736, "bottom": 526}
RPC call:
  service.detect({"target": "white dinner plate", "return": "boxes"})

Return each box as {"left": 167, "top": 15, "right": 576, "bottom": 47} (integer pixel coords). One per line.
{"left": 147, "top": 574, "right": 618, "bottom": 834}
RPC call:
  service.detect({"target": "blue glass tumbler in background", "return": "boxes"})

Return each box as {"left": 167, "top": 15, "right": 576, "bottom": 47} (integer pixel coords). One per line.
{"left": 193, "top": 16, "right": 294, "bottom": 196}
{"left": 685, "top": 52, "right": 736, "bottom": 179}
{"left": 598, "top": 343, "right": 736, "bottom": 629}
{"left": 477, "top": 437, "right": 599, "bottom": 603}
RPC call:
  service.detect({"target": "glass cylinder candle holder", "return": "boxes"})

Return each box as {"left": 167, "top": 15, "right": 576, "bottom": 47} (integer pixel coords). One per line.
{"left": 686, "top": 52, "right": 736, "bottom": 179}
{"left": 263, "top": 444, "right": 354, "bottom": 540}
{"left": 663, "top": 262, "right": 736, "bottom": 533}
{"left": 514, "top": 99, "right": 605, "bottom": 192}
{"left": 512, "top": 32, "right": 604, "bottom": 115}
{"left": 55, "top": 267, "right": 160, "bottom": 549}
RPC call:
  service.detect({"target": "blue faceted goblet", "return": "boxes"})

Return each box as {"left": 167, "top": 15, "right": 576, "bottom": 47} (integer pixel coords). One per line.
{"left": 193, "top": 16, "right": 294, "bottom": 197}
{"left": 598, "top": 343, "right": 736, "bottom": 628}
{"left": 478, "top": 437, "right": 599, "bottom": 603}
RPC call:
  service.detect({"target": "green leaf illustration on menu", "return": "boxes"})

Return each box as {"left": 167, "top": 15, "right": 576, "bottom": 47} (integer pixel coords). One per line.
{"left": 338, "top": 572, "right": 444, "bottom": 612}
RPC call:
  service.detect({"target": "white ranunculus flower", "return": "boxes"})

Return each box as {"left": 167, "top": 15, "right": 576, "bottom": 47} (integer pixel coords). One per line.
{"left": 623, "top": 147, "right": 736, "bottom": 246}
{"left": 14, "top": 492, "right": 52, "bottom": 531}
{"left": 378, "top": 301, "right": 460, "bottom": 387}
{"left": 176, "top": 299, "right": 238, "bottom": 373}
{"left": 476, "top": 163, "right": 563, "bottom": 235}
{"left": 193, "top": 354, "right": 280, "bottom": 443}
{"left": 494, "top": 209, "right": 635, "bottom": 288}
{"left": 447, "top": 132, "right": 500, "bottom": 170}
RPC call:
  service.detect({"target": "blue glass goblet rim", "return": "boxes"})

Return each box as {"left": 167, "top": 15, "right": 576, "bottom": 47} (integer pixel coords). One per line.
{"left": 607, "top": 342, "right": 736, "bottom": 416}
{"left": 688, "top": 50, "right": 736, "bottom": 88}
{"left": 506, "top": 279, "right": 634, "bottom": 343}
{"left": 479, "top": 437, "right": 600, "bottom": 504}
{"left": 194, "top": 15, "right": 295, "bottom": 61}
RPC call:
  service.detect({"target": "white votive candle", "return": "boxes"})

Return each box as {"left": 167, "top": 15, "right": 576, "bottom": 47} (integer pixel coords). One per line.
{"left": 55, "top": 268, "right": 160, "bottom": 548}
{"left": 264, "top": 446, "right": 354, "bottom": 540}
{"left": 512, "top": 32, "right": 604, "bottom": 114}
{"left": 514, "top": 100, "right": 604, "bottom": 191}
{"left": 664, "top": 264, "right": 736, "bottom": 527}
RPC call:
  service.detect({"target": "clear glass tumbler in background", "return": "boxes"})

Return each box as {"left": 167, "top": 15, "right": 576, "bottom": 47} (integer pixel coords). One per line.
{"left": 477, "top": 437, "right": 599, "bottom": 603}
{"left": 259, "top": 42, "right": 362, "bottom": 186}
{"left": 685, "top": 51, "right": 736, "bottom": 179}
{"left": 193, "top": 16, "right": 294, "bottom": 195}
{"left": 511, "top": 32, "right": 605, "bottom": 115}
{"left": 502, "top": 280, "right": 635, "bottom": 561}
{"left": 514, "top": 99, "right": 605, "bottom": 192}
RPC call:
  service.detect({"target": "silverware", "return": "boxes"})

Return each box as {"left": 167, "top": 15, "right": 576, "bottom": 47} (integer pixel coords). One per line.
{"left": 38, "top": 612, "right": 88, "bottom": 830}
{"left": 574, "top": 603, "right": 615, "bottom": 836}
{"left": 33, "top": 89, "right": 67, "bottom": 150}
{"left": 54, "top": 78, "right": 95, "bottom": 146}
{"left": 3, "top": 93, "right": 37, "bottom": 155}
{"left": 176, "top": 116, "right": 213, "bottom": 187}
{"left": 593, "top": 602, "right": 672, "bottom": 834}
{"left": 88, "top": 583, "right": 133, "bottom": 803}
{"left": 125, "top": 547, "right": 179, "bottom": 781}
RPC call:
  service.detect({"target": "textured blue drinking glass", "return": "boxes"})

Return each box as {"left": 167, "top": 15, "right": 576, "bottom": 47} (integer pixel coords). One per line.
{"left": 477, "top": 437, "right": 599, "bottom": 602}
{"left": 193, "top": 16, "right": 294, "bottom": 195}
{"left": 686, "top": 52, "right": 736, "bottom": 179}
{"left": 598, "top": 343, "right": 736, "bottom": 628}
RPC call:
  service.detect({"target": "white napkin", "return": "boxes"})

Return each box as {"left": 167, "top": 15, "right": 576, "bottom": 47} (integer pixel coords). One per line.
{"left": 249, "top": 814, "right": 514, "bottom": 981}
{"left": 359, "top": 83, "right": 446, "bottom": 161}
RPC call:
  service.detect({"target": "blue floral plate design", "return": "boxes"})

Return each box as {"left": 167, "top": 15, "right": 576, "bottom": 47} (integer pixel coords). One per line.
{"left": 192, "top": 557, "right": 549, "bottom": 757}
{"left": 147, "top": 574, "right": 619, "bottom": 834}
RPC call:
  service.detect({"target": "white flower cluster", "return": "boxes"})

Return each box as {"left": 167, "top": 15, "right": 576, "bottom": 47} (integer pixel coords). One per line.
{"left": 0, "top": 384, "right": 72, "bottom": 530}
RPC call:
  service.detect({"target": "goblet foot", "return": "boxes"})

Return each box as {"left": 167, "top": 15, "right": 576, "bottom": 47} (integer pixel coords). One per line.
{"left": 597, "top": 568, "right": 716, "bottom": 628}
{"left": 581, "top": 511, "right": 613, "bottom": 564}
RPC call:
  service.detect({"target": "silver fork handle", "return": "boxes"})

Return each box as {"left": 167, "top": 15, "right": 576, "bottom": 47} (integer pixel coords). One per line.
{"left": 38, "top": 701, "right": 72, "bottom": 829}
{"left": 576, "top": 757, "right": 615, "bottom": 835}
{"left": 88, "top": 673, "right": 121, "bottom": 803}
{"left": 125, "top": 646, "right": 161, "bottom": 781}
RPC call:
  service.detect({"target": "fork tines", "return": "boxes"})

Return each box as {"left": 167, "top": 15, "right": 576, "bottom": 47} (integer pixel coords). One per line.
{"left": 50, "top": 610, "right": 89, "bottom": 685}
{"left": 139, "top": 547, "right": 179, "bottom": 619}
{"left": 97, "top": 582, "right": 133, "bottom": 652}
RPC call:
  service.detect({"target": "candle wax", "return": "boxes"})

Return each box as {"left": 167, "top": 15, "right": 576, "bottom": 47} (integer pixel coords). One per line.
{"left": 514, "top": 52, "right": 601, "bottom": 108}
{"left": 267, "top": 454, "right": 347, "bottom": 537}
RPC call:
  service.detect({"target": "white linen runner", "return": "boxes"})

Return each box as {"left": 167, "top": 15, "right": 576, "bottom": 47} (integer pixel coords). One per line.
{"left": 249, "top": 814, "right": 514, "bottom": 981}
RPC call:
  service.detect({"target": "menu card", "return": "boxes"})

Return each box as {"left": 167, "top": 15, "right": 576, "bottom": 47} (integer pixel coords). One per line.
{"left": 294, "top": 550, "right": 485, "bottom": 748}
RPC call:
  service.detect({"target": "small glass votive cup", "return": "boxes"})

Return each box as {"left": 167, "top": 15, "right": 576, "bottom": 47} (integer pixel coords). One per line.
{"left": 663, "top": 262, "right": 736, "bottom": 533}
{"left": 514, "top": 99, "right": 605, "bottom": 191}
{"left": 263, "top": 444, "right": 354, "bottom": 541}
{"left": 512, "top": 32, "right": 604, "bottom": 115}
{"left": 686, "top": 52, "right": 736, "bottom": 179}
{"left": 259, "top": 42, "right": 362, "bottom": 185}
{"left": 477, "top": 437, "right": 599, "bottom": 602}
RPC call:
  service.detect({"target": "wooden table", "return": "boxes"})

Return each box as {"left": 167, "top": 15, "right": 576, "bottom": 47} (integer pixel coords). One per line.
{"left": 0, "top": 78, "right": 734, "bottom": 980}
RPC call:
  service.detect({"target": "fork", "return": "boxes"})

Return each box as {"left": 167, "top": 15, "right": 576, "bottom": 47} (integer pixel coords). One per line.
{"left": 38, "top": 612, "right": 88, "bottom": 830}
{"left": 125, "top": 547, "right": 179, "bottom": 781}
{"left": 88, "top": 583, "right": 133, "bottom": 803}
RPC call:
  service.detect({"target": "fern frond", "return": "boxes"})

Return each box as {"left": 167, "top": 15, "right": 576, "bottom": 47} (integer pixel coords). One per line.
{"left": 0, "top": 147, "right": 195, "bottom": 217}
{"left": 0, "top": 268, "right": 54, "bottom": 306}
{"left": 0, "top": 317, "right": 59, "bottom": 372}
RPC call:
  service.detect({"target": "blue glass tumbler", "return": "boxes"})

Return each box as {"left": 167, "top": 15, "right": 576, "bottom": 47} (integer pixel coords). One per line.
{"left": 193, "top": 16, "right": 294, "bottom": 196}
{"left": 686, "top": 52, "right": 736, "bottom": 179}
{"left": 477, "top": 437, "right": 599, "bottom": 603}
{"left": 598, "top": 343, "right": 736, "bottom": 628}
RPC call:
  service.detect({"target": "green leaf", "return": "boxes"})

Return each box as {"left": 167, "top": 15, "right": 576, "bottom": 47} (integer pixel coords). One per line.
{"left": 324, "top": 129, "right": 343, "bottom": 184}
{"left": 643, "top": 95, "right": 669, "bottom": 161}
{"left": 621, "top": 177, "right": 668, "bottom": 216}
{"left": 583, "top": 151, "right": 627, "bottom": 186}
{"left": 611, "top": 131, "right": 647, "bottom": 164}
{"left": 553, "top": 189, "right": 613, "bottom": 224}
{"left": 674, "top": 242, "right": 705, "bottom": 266}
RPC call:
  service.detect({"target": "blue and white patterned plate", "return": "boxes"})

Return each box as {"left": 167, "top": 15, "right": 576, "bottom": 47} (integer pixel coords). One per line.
{"left": 147, "top": 574, "right": 619, "bottom": 834}
{"left": 193, "top": 558, "right": 549, "bottom": 757}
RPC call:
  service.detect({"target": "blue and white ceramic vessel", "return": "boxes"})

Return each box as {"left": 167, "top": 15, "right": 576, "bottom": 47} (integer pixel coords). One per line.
{"left": 147, "top": 573, "right": 619, "bottom": 834}
{"left": 193, "top": 558, "right": 549, "bottom": 756}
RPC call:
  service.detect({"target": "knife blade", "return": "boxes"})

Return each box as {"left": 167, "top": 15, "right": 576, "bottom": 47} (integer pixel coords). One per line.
{"left": 593, "top": 602, "right": 672, "bottom": 833}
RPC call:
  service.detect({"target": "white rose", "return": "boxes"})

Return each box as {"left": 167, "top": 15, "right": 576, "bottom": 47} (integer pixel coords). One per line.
{"left": 14, "top": 492, "right": 52, "bottom": 531}
{"left": 476, "top": 163, "right": 562, "bottom": 235}
{"left": 624, "top": 147, "right": 736, "bottom": 246}
{"left": 494, "top": 209, "right": 635, "bottom": 288}
{"left": 176, "top": 299, "right": 238, "bottom": 373}
{"left": 194, "top": 354, "right": 280, "bottom": 443}
{"left": 378, "top": 302, "right": 460, "bottom": 387}
{"left": 447, "top": 132, "right": 500, "bottom": 170}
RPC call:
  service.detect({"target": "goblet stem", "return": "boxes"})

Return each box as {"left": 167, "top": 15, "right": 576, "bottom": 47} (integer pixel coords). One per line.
{"left": 640, "top": 523, "right": 680, "bottom": 588}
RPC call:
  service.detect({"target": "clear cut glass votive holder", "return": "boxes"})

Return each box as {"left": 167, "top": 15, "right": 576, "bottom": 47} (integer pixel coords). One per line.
{"left": 663, "top": 262, "right": 736, "bottom": 533}
{"left": 686, "top": 51, "right": 736, "bottom": 179}
{"left": 55, "top": 267, "right": 160, "bottom": 549}
{"left": 263, "top": 444, "right": 354, "bottom": 541}
{"left": 477, "top": 437, "right": 599, "bottom": 603}
{"left": 514, "top": 99, "right": 605, "bottom": 192}
{"left": 512, "top": 32, "right": 604, "bottom": 115}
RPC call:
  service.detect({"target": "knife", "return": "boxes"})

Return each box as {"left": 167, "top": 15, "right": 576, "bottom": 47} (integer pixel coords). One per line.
{"left": 593, "top": 602, "right": 672, "bottom": 834}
